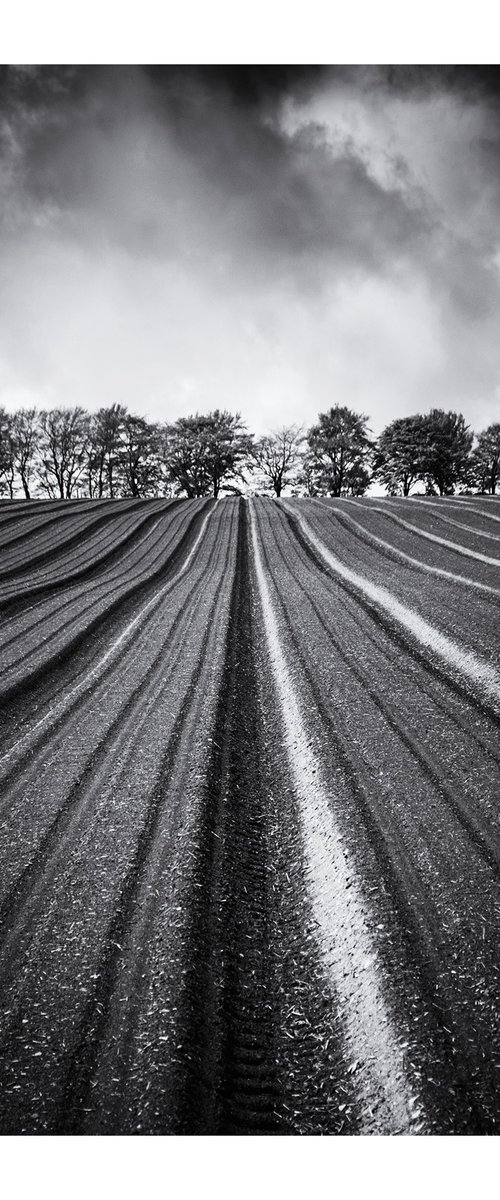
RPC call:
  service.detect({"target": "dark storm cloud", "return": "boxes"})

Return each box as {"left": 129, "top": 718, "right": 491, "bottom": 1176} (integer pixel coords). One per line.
{"left": 0, "top": 64, "right": 499, "bottom": 433}
{"left": 0, "top": 64, "right": 430, "bottom": 281}
{"left": 146, "top": 64, "right": 329, "bottom": 108}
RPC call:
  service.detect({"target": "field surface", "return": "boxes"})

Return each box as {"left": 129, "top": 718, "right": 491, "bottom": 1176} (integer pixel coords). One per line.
{"left": 0, "top": 494, "right": 499, "bottom": 1135}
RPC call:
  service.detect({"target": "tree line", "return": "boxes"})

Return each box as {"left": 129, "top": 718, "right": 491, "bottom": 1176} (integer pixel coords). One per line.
{"left": 0, "top": 402, "right": 499, "bottom": 500}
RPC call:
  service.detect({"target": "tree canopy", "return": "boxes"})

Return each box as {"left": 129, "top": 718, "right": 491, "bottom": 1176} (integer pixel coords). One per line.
{"left": 305, "top": 405, "right": 372, "bottom": 496}
{"left": 372, "top": 415, "right": 425, "bottom": 496}
{"left": 471, "top": 422, "right": 500, "bottom": 494}
{"left": 417, "top": 409, "right": 473, "bottom": 496}
{"left": 165, "top": 410, "right": 253, "bottom": 499}
{"left": 0, "top": 400, "right": 494, "bottom": 500}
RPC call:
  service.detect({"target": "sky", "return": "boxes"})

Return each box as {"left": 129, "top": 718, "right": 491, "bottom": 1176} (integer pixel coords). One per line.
{"left": 0, "top": 64, "right": 500, "bottom": 438}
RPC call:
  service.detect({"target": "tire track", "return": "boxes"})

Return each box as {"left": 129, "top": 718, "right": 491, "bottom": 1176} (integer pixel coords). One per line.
{"left": 172, "top": 500, "right": 285, "bottom": 1134}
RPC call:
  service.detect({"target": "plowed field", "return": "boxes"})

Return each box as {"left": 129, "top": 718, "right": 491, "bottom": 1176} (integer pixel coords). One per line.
{"left": 0, "top": 494, "right": 499, "bottom": 1135}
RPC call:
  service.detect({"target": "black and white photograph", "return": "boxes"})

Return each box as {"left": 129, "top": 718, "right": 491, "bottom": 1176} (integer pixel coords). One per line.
{"left": 0, "top": 18, "right": 499, "bottom": 1191}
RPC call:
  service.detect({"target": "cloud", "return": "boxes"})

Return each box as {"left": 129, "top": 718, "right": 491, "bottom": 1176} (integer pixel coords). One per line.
{"left": 0, "top": 65, "right": 499, "bottom": 435}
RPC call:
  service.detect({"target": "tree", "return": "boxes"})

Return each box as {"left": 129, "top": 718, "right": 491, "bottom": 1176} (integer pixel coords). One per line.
{"left": 86, "top": 404, "right": 128, "bottom": 498}
{"left": 38, "top": 407, "right": 90, "bottom": 498}
{"left": 305, "top": 405, "right": 372, "bottom": 496}
{"left": 253, "top": 425, "right": 304, "bottom": 496}
{"left": 165, "top": 410, "right": 253, "bottom": 499}
{"left": 295, "top": 451, "right": 326, "bottom": 496}
{"left": 418, "top": 409, "right": 473, "bottom": 496}
{"left": 373, "top": 415, "right": 426, "bottom": 496}
{"left": 0, "top": 408, "right": 16, "bottom": 498}
{"left": 164, "top": 416, "right": 213, "bottom": 498}
{"left": 120, "top": 414, "right": 162, "bottom": 498}
{"left": 470, "top": 423, "right": 500, "bottom": 495}
{"left": 10, "top": 408, "right": 40, "bottom": 499}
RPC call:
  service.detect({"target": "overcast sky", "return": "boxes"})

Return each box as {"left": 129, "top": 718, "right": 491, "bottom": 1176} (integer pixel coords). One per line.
{"left": 0, "top": 64, "right": 499, "bottom": 436}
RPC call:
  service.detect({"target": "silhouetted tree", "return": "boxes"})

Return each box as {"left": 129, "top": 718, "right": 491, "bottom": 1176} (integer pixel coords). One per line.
{"left": 373, "top": 415, "right": 426, "bottom": 496}
{"left": 87, "top": 404, "right": 128, "bottom": 498}
{"left": 418, "top": 409, "right": 473, "bottom": 496}
{"left": 165, "top": 410, "right": 253, "bottom": 499}
{"left": 253, "top": 426, "right": 304, "bottom": 496}
{"left": 295, "top": 451, "right": 321, "bottom": 497}
{"left": 0, "top": 408, "right": 15, "bottom": 498}
{"left": 120, "top": 414, "right": 162, "bottom": 498}
{"left": 471, "top": 423, "right": 500, "bottom": 494}
{"left": 38, "top": 407, "right": 90, "bottom": 498}
{"left": 306, "top": 405, "right": 372, "bottom": 496}
{"left": 10, "top": 408, "right": 40, "bottom": 499}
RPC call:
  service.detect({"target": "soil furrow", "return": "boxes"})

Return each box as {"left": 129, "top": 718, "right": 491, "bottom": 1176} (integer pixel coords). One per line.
{"left": 0, "top": 495, "right": 499, "bottom": 1136}
{"left": 0, "top": 501, "right": 211, "bottom": 707}
{"left": 253, "top": 499, "right": 500, "bottom": 1130}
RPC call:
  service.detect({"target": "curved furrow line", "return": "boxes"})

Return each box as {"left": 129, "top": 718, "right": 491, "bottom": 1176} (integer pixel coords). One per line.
{"left": 404, "top": 499, "right": 500, "bottom": 542}
{"left": 0, "top": 502, "right": 192, "bottom": 647}
{"left": 161, "top": 501, "right": 286, "bottom": 1135}
{"left": 0, "top": 507, "right": 227, "bottom": 833}
{"left": 249, "top": 501, "right": 428, "bottom": 1134}
{"left": 0, "top": 503, "right": 216, "bottom": 785}
{"left": 0, "top": 506, "right": 149, "bottom": 597}
{"left": 284, "top": 506, "right": 500, "bottom": 734}
{"left": 301, "top": 500, "right": 500, "bottom": 670}
{"left": 312, "top": 499, "right": 500, "bottom": 599}
{"left": 422, "top": 499, "right": 500, "bottom": 525}
{"left": 0, "top": 498, "right": 159, "bottom": 580}
{"left": 281, "top": 502, "right": 500, "bottom": 715}
{"left": 267, "top": 510, "right": 500, "bottom": 872}
{"left": 380, "top": 497, "right": 500, "bottom": 553}
{"left": 0, "top": 502, "right": 209, "bottom": 702}
{"left": 0, "top": 499, "right": 99, "bottom": 542}
{"left": 0, "top": 528, "right": 237, "bottom": 1133}
{"left": 0, "top": 511, "right": 228, "bottom": 969}
{"left": 67, "top": 502, "right": 354, "bottom": 1136}
{"left": 22, "top": 508, "right": 239, "bottom": 1135}
{"left": 55, "top": 635, "right": 224, "bottom": 1133}
{"left": 0, "top": 500, "right": 54, "bottom": 525}
{"left": 0, "top": 506, "right": 227, "bottom": 835}
{"left": 344, "top": 498, "right": 500, "bottom": 566}
{"left": 270, "top": 504, "right": 500, "bottom": 767}
{"left": 307, "top": 500, "right": 500, "bottom": 600}
{"left": 0, "top": 499, "right": 116, "bottom": 557}
{"left": 253, "top": 501, "right": 500, "bottom": 1130}
{"left": 0, "top": 503, "right": 176, "bottom": 612}
{"left": 0, "top": 495, "right": 497, "bottom": 1135}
